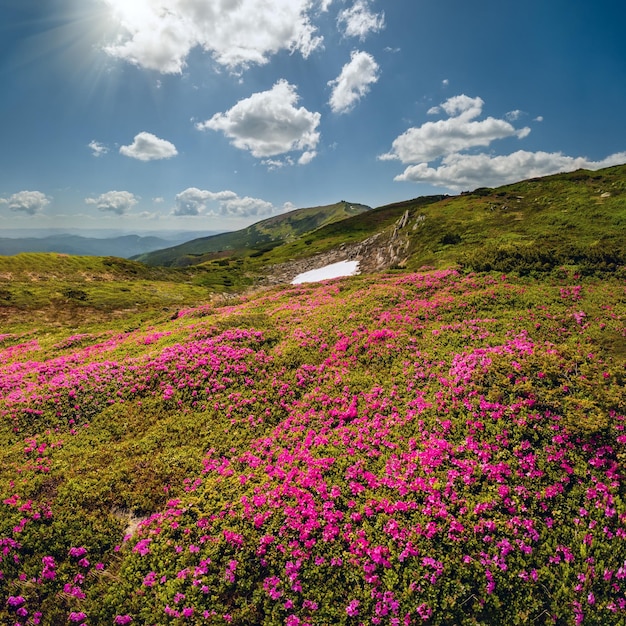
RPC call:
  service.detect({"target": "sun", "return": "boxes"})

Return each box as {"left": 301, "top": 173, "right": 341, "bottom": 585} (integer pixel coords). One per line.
{"left": 100, "top": 0, "right": 158, "bottom": 32}
{"left": 20, "top": 0, "right": 165, "bottom": 114}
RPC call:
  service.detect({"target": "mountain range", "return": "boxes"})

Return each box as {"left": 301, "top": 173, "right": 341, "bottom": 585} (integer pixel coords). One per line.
{"left": 3, "top": 165, "right": 624, "bottom": 283}
{"left": 0, "top": 232, "right": 219, "bottom": 259}
{"left": 132, "top": 201, "right": 372, "bottom": 267}
{"left": 140, "top": 164, "right": 626, "bottom": 289}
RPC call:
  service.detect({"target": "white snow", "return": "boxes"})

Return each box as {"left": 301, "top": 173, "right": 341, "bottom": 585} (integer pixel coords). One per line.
{"left": 291, "top": 260, "right": 360, "bottom": 284}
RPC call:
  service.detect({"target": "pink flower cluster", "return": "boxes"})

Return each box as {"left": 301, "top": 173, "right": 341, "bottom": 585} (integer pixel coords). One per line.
{"left": 0, "top": 269, "right": 624, "bottom": 624}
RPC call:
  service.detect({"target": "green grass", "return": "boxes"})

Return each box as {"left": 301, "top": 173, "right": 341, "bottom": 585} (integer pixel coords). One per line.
{"left": 400, "top": 165, "right": 626, "bottom": 272}
{"left": 0, "top": 253, "right": 219, "bottom": 333}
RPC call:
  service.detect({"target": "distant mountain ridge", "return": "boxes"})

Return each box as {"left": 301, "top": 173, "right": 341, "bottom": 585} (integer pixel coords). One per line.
{"left": 0, "top": 233, "right": 204, "bottom": 259}
{"left": 134, "top": 201, "right": 372, "bottom": 267}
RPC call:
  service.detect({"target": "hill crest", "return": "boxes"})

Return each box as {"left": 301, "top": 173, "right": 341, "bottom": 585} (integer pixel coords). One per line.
{"left": 134, "top": 200, "right": 372, "bottom": 267}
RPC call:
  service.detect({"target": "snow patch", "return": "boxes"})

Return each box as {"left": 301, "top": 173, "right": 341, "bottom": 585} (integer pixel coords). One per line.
{"left": 291, "top": 260, "right": 360, "bottom": 284}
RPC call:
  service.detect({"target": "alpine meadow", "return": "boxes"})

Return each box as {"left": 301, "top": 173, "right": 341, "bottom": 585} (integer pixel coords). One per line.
{"left": 1, "top": 165, "right": 625, "bottom": 625}
{"left": 2, "top": 1, "right": 626, "bottom": 624}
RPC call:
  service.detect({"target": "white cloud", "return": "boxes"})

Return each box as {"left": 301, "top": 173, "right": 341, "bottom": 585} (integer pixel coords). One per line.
{"left": 196, "top": 80, "right": 320, "bottom": 160}
{"left": 88, "top": 140, "right": 108, "bottom": 157}
{"left": 379, "top": 94, "right": 531, "bottom": 163}
{"left": 0, "top": 191, "right": 50, "bottom": 215}
{"left": 505, "top": 109, "right": 523, "bottom": 121}
{"left": 173, "top": 188, "right": 236, "bottom": 216}
{"left": 338, "top": 0, "right": 385, "bottom": 40}
{"left": 382, "top": 94, "right": 626, "bottom": 191}
{"left": 440, "top": 94, "right": 484, "bottom": 118}
{"left": 173, "top": 187, "right": 275, "bottom": 217}
{"left": 442, "top": 78, "right": 449, "bottom": 87}
{"left": 394, "top": 150, "right": 626, "bottom": 190}
{"left": 102, "top": 0, "right": 324, "bottom": 74}
{"left": 222, "top": 195, "right": 276, "bottom": 217}
{"left": 534, "top": 116, "right": 544, "bottom": 122}
{"left": 119, "top": 132, "right": 178, "bottom": 161}
{"left": 85, "top": 191, "right": 139, "bottom": 215}
{"left": 298, "top": 150, "right": 317, "bottom": 165}
{"left": 261, "top": 158, "right": 292, "bottom": 170}
{"left": 328, "top": 50, "right": 379, "bottom": 114}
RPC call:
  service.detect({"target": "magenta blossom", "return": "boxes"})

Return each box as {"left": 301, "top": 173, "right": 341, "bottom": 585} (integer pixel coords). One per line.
{"left": 346, "top": 599, "right": 360, "bottom": 616}
{"left": 68, "top": 546, "right": 87, "bottom": 559}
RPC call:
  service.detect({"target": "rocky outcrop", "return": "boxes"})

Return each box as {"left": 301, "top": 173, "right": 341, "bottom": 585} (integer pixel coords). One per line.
{"left": 259, "top": 209, "right": 422, "bottom": 285}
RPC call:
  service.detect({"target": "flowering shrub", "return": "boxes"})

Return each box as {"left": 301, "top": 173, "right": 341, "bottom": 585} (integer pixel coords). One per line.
{"left": 0, "top": 270, "right": 624, "bottom": 625}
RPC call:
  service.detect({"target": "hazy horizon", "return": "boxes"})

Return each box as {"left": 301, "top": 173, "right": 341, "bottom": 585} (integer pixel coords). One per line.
{"left": 0, "top": 227, "right": 225, "bottom": 239}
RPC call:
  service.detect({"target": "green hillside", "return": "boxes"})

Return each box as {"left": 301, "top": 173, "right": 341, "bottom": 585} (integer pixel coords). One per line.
{"left": 0, "top": 254, "right": 217, "bottom": 330}
{"left": 135, "top": 201, "right": 371, "bottom": 267}
{"left": 0, "top": 268, "right": 624, "bottom": 625}
{"left": 247, "top": 195, "right": 447, "bottom": 267}
{"left": 3, "top": 165, "right": 624, "bottom": 319}
{"left": 171, "top": 165, "right": 626, "bottom": 290}
{"left": 400, "top": 165, "right": 626, "bottom": 273}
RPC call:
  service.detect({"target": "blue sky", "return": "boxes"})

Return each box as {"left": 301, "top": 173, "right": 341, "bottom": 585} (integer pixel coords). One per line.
{"left": 1, "top": 0, "right": 625, "bottom": 233}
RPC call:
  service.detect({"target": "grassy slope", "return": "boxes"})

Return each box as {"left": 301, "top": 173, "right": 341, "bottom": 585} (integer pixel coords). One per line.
{"left": 0, "top": 254, "right": 218, "bottom": 331}
{"left": 0, "top": 165, "right": 624, "bottom": 317}
{"left": 192, "top": 196, "right": 446, "bottom": 288}
{"left": 400, "top": 165, "right": 626, "bottom": 271}
{"left": 135, "top": 201, "right": 371, "bottom": 267}
{"left": 0, "top": 270, "right": 624, "bottom": 625}
{"left": 250, "top": 195, "right": 447, "bottom": 267}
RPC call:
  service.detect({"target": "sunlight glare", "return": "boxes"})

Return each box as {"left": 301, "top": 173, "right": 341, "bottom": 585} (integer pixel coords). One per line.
{"left": 102, "top": 0, "right": 159, "bottom": 31}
